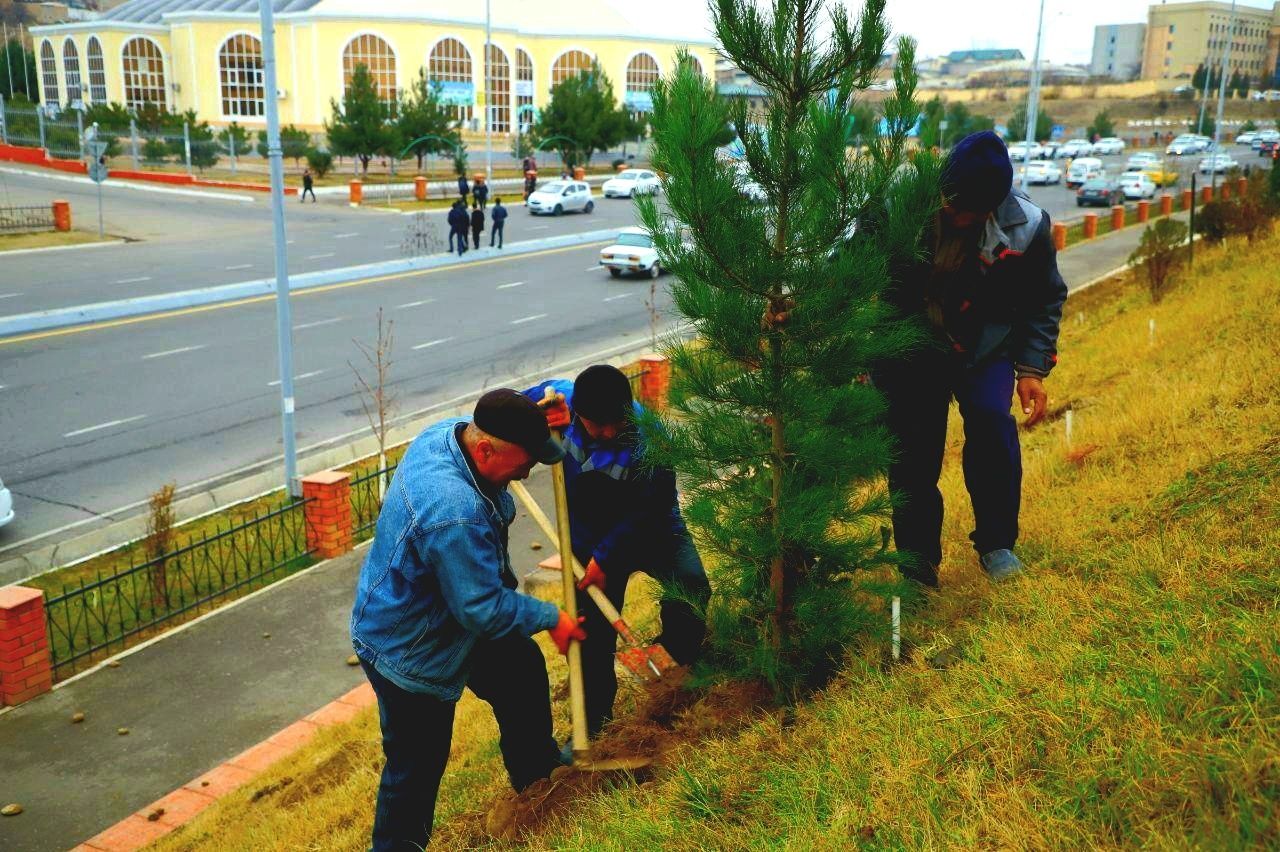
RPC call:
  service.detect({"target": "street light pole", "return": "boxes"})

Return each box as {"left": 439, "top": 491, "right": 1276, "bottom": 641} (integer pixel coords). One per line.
{"left": 258, "top": 0, "right": 301, "bottom": 498}
{"left": 1211, "top": 0, "right": 1237, "bottom": 192}
{"left": 1020, "top": 0, "right": 1047, "bottom": 185}
{"left": 485, "top": 0, "right": 492, "bottom": 185}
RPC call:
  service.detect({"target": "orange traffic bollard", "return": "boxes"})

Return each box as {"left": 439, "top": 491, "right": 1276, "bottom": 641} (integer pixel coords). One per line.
{"left": 52, "top": 199, "right": 71, "bottom": 231}
{"left": 1220, "top": 183, "right": 1232, "bottom": 200}
{"left": 573, "top": 165, "right": 586, "bottom": 180}
{"left": 1201, "top": 185, "right": 1213, "bottom": 204}
{"left": 349, "top": 179, "right": 363, "bottom": 205}
{"left": 1052, "top": 221, "right": 1066, "bottom": 251}
{"left": 1181, "top": 188, "right": 1193, "bottom": 210}
{"left": 1237, "top": 176, "right": 1248, "bottom": 197}
{"left": 414, "top": 175, "right": 426, "bottom": 201}
{"left": 1083, "top": 212, "right": 1098, "bottom": 239}
{"left": 1137, "top": 200, "right": 1149, "bottom": 223}
{"left": 1110, "top": 204, "right": 1125, "bottom": 231}
{"left": 1160, "top": 193, "right": 1173, "bottom": 216}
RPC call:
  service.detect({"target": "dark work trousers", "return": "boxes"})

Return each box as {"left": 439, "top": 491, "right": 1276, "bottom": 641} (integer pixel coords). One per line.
{"left": 574, "top": 532, "right": 710, "bottom": 736}
{"left": 360, "top": 632, "right": 560, "bottom": 851}
{"left": 873, "top": 351, "right": 1021, "bottom": 586}
{"left": 490, "top": 222, "right": 504, "bottom": 248}
{"left": 471, "top": 227, "right": 482, "bottom": 250}
{"left": 453, "top": 229, "right": 467, "bottom": 256}
{"left": 300, "top": 186, "right": 316, "bottom": 202}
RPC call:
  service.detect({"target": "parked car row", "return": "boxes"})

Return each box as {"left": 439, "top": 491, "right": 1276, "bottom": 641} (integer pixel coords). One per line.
{"left": 1009, "top": 137, "right": 1125, "bottom": 160}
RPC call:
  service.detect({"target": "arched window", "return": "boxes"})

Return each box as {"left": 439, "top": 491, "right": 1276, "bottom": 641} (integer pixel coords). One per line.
{"left": 40, "top": 40, "right": 59, "bottom": 108}
{"left": 63, "top": 39, "right": 83, "bottom": 106}
{"left": 551, "top": 50, "right": 593, "bottom": 88}
{"left": 515, "top": 48, "right": 534, "bottom": 131}
{"left": 218, "top": 33, "right": 264, "bottom": 117}
{"left": 86, "top": 37, "right": 107, "bottom": 103}
{"left": 342, "top": 33, "right": 397, "bottom": 111}
{"left": 684, "top": 54, "right": 704, "bottom": 78}
{"left": 485, "top": 44, "right": 510, "bottom": 133}
{"left": 624, "top": 52, "right": 659, "bottom": 116}
{"left": 428, "top": 37, "right": 473, "bottom": 123}
{"left": 122, "top": 37, "right": 167, "bottom": 110}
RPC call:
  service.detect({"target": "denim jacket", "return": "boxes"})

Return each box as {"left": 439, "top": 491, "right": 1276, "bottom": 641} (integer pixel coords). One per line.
{"left": 350, "top": 417, "right": 560, "bottom": 700}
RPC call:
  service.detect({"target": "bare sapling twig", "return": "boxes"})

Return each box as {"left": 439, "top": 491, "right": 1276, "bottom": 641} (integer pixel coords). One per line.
{"left": 351, "top": 309, "right": 397, "bottom": 502}
{"left": 146, "top": 483, "right": 177, "bottom": 608}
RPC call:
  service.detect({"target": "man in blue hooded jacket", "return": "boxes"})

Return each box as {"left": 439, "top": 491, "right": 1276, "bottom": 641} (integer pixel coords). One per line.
{"left": 350, "top": 389, "right": 586, "bottom": 851}
{"left": 525, "top": 365, "right": 710, "bottom": 739}
{"left": 874, "top": 130, "right": 1067, "bottom": 587}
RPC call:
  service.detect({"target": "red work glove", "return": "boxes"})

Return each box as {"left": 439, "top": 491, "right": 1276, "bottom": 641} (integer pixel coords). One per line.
{"left": 542, "top": 392, "right": 571, "bottom": 430}
{"left": 548, "top": 610, "right": 586, "bottom": 655}
{"left": 577, "top": 558, "right": 606, "bottom": 592}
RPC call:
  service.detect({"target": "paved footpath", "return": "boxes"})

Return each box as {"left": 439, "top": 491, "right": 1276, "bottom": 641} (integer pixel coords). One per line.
{"left": 0, "top": 218, "right": 1161, "bottom": 851}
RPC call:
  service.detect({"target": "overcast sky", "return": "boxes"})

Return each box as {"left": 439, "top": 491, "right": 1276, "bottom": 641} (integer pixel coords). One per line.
{"left": 667, "top": 0, "right": 1278, "bottom": 65}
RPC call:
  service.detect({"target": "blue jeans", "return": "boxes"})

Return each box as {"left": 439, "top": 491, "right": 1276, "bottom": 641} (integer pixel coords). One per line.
{"left": 873, "top": 353, "right": 1021, "bottom": 585}
{"left": 490, "top": 223, "right": 504, "bottom": 248}
{"left": 360, "top": 631, "right": 560, "bottom": 850}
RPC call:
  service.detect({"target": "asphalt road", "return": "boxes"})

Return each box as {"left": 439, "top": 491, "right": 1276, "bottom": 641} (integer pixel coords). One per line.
{"left": 0, "top": 167, "right": 644, "bottom": 314}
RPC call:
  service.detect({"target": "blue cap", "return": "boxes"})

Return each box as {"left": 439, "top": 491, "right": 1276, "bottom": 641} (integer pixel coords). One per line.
{"left": 942, "top": 130, "right": 1013, "bottom": 214}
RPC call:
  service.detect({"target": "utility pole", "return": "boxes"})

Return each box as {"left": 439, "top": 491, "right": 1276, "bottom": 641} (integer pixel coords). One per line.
{"left": 1020, "top": 0, "right": 1047, "bottom": 185}
{"left": 1211, "top": 0, "right": 1237, "bottom": 192}
{"left": 1196, "top": 52, "right": 1212, "bottom": 135}
{"left": 20, "top": 24, "right": 33, "bottom": 101}
{"left": 258, "top": 0, "right": 301, "bottom": 497}
{"left": 484, "top": 0, "right": 492, "bottom": 185}
{"left": 3, "top": 23, "right": 15, "bottom": 98}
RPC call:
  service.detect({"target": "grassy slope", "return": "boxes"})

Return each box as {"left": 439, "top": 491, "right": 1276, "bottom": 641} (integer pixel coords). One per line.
{"left": 151, "top": 231, "right": 1280, "bottom": 850}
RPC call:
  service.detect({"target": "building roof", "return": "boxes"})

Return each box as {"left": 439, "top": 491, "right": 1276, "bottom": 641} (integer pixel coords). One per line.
{"left": 946, "top": 49, "right": 1024, "bottom": 63}
{"left": 96, "top": 0, "right": 320, "bottom": 25}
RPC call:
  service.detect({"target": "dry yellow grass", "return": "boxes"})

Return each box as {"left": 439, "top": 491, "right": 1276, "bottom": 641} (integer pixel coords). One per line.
{"left": 150, "top": 229, "right": 1280, "bottom": 850}
{"left": 0, "top": 229, "right": 115, "bottom": 252}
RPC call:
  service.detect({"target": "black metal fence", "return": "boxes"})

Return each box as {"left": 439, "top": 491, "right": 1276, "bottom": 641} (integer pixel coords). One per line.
{"left": 0, "top": 205, "right": 54, "bottom": 234}
{"left": 623, "top": 363, "right": 646, "bottom": 400}
{"left": 351, "top": 463, "right": 398, "bottom": 540}
{"left": 43, "top": 500, "right": 313, "bottom": 680}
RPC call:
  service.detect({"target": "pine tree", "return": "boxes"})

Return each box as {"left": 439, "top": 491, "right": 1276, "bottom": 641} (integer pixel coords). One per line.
{"left": 638, "top": 0, "right": 940, "bottom": 696}
{"left": 326, "top": 63, "right": 393, "bottom": 177}
{"left": 531, "top": 63, "right": 632, "bottom": 168}
{"left": 395, "top": 69, "right": 462, "bottom": 171}
{"left": 1192, "top": 63, "right": 1207, "bottom": 92}
{"left": 1007, "top": 95, "right": 1053, "bottom": 142}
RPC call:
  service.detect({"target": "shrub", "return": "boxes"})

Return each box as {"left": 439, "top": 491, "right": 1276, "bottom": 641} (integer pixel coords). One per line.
{"left": 1129, "top": 218, "right": 1188, "bottom": 303}
{"left": 141, "top": 137, "right": 168, "bottom": 165}
{"left": 306, "top": 147, "right": 334, "bottom": 178}
{"left": 1196, "top": 201, "right": 1232, "bottom": 244}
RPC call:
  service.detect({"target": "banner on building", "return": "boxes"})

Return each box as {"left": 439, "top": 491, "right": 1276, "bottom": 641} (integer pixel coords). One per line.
{"left": 624, "top": 90, "right": 654, "bottom": 112}
{"left": 514, "top": 80, "right": 535, "bottom": 98}
{"left": 436, "top": 81, "right": 476, "bottom": 106}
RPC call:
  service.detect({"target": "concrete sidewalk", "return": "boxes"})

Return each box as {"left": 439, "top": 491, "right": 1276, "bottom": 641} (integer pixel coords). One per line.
{"left": 0, "top": 217, "right": 1159, "bottom": 851}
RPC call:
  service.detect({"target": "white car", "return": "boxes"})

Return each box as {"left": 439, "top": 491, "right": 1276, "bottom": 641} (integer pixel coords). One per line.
{"left": 0, "top": 475, "right": 12, "bottom": 529}
{"left": 1235, "top": 131, "right": 1257, "bottom": 145}
{"left": 1118, "top": 171, "right": 1157, "bottom": 199}
{"left": 1125, "top": 152, "right": 1159, "bottom": 171}
{"left": 731, "top": 160, "right": 767, "bottom": 203}
{"left": 1251, "top": 130, "right": 1280, "bottom": 150}
{"left": 601, "top": 168, "right": 661, "bottom": 198}
{"left": 1167, "top": 134, "right": 1209, "bottom": 155}
{"left": 1021, "top": 160, "right": 1062, "bottom": 185}
{"left": 1090, "top": 137, "right": 1126, "bottom": 156}
{"left": 1007, "top": 142, "right": 1044, "bottom": 161}
{"left": 599, "top": 226, "right": 663, "bottom": 278}
{"left": 1198, "top": 154, "right": 1238, "bottom": 174}
{"left": 1057, "top": 139, "right": 1094, "bottom": 158}
{"left": 1066, "top": 157, "right": 1104, "bottom": 188}
{"left": 526, "top": 180, "right": 595, "bottom": 216}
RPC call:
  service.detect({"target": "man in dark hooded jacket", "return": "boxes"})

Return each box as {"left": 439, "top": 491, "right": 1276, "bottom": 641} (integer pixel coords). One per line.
{"left": 874, "top": 130, "right": 1067, "bottom": 587}
{"left": 447, "top": 200, "right": 468, "bottom": 256}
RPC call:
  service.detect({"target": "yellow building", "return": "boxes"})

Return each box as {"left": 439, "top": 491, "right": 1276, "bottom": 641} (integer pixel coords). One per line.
{"left": 28, "top": 0, "right": 716, "bottom": 133}
{"left": 1140, "top": 0, "right": 1280, "bottom": 82}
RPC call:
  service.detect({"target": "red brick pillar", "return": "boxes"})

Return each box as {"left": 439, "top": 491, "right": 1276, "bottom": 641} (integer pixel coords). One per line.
{"left": 1201, "top": 185, "right": 1213, "bottom": 204}
{"left": 414, "top": 175, "right": 427, "bottom": 201}
{"left": 51, "top": 199, "right": 71, "bottom": 231}
{"left": 1083, "top": 213, "right": 1098, "bottom": 239}
{"left": 0, "top": 586, "right": 53, "bottom": 706}
{"left": 638, "top": 355, "right": 672, "bottom": 411}
{"left": 349, "top": 180, "right": 363, "bottom": 205}
{"left": 1180, "top": 188, "right": 1193, "bottom": 210}
{"left": 1137, "top": 200, "right": 1150, "bottom": 223}
{"left": 1160, "top": 193, "right": 1173, "bottom": 216}
{"left": 1052, "top": 221, "right": 1066, "bottom": 251}
{"left": 1110, "top": 204, "right": 1125, "bottom": 231}
{"left": 301, "top": 471, "right": 353, "bottom": 559}
{"left": 1237, "top": 176, "right": 1248, "bottom": 197}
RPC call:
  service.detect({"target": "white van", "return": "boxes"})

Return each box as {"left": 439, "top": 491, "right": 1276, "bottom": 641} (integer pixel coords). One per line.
{"left": 1066, "top": 157, "right": 1104, "bottom": 188}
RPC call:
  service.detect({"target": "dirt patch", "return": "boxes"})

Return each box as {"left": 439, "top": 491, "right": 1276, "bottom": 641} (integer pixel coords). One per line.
{"left": 436, "top": 670, "right": 773, "bottom": 845}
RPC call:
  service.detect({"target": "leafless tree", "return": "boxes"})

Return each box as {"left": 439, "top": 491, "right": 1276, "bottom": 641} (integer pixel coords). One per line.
{"left": 351, "top": 309, "right": 397, "bottom": 501}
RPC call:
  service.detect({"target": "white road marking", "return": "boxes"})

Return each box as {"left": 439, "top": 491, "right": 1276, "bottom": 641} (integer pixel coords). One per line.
{"left": 268, "top": 370, "right": 324, "bottom": 387}
{"left": 412, "top": 337, "right": 454, "bottom": 350}
{"left": 397, "top": 299, "right": 436, "bottom": 309}
{"left": 225, "top": 263, "right": 252, "bottom": 271}
{"left": 306, "top": 252, "right": 335, "bottom": 260}
{"left": 114, "top": 276, "right": 152, "bottom": 284}
{"left": 496, "top": 281, "right": 524, "bottom": 289}
{"left": 142, "top": 344, "right": 206, "bottom": 360}
{"left": 334, "top": 232, "right": 359, "bottom": 239}
{"left": 383, "top": 243, "right": 400, "bottom": 249}
{"left": 0, "top": 293, "right": 21, "bottom": 300}
{"left": 528, "top": 225, "right": 550, "bottom": 231}
{"left": 509, "top": 313, "right": 548, "bottom": 326}
{"left": 585, "top": 265, "right": 602, "bottom": 272}
{"left": 286, "top": 239, "right": 296, "bottom": 245}
{"left": 293, "top": 317, "right": 344, "bottom": 330}
{"left": 602, "top": 293, "right": 634, "bottom": 302}
{"left": 64, "top": 414, "right": 147, "bottom": 438}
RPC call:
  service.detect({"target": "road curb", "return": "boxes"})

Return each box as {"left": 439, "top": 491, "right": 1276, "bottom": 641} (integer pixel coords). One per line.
{"left": 0, "top": 238, "right": 128, "bottom": 257}
{"left": 0, "top": 228, "right": 619, "bottom": 339}
{"left": 0, "top": 166, "right": 256, "bottom": 203}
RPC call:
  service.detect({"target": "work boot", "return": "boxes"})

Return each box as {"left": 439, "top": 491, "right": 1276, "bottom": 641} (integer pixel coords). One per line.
{"left": 979, "top": 549, "right": 1025, "bottom": 582}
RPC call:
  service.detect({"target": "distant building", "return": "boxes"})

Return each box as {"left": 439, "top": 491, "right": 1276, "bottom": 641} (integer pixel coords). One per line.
{"left": 942, "top": 48, "right": 1024, "bottom": 78}
{"left": 1141, "top": 0, "right": 1280, "bottom": 83}
{"left": 1091, "top": 23, "right": 1146, "bottom": 80}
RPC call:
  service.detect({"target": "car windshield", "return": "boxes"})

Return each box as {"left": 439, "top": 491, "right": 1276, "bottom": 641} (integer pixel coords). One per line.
{"left": 1082, "top": 180, "right": 1109, "bottom": 189}
{"left": 615, "top": 232, "right": 652, "bottom": 247}
{"left": 617, "top": 170, "right": 642, "bottom": 179}
{"left": 539, "top": 182, "right": 567, "bottom": 193}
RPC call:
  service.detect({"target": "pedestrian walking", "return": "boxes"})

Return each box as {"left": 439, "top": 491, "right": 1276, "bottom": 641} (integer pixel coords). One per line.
{"left": 470, "top": 204, "right": 484, "bottom": 250}
{"left": 448, "top": 200, "right": 468, "bottom": 256}
{"left": 522, "top": 155, "right": 536, "bottom": 175}
{"left": 526, "top": 366, "right": 710, "bottom": 744}
{"left": 872, "top": 130, "right": 1067, "bottom": 588}
{"left": 524, "top": 172, "right": 537, "bottom": 204}
{"left": 300, "top": 168, "right": 316, "bottom": 203}
{"left": 490, "top": 197, "right": 507, "bottom": 248}
{"left": 474, "top": 179, "right": 489, "bottom": 211}
{"left": 351, "top": 390, "right": 586, "bottom": 851}
{"left": 457, "top": 173, "right": 470, "bottom": 206}
{"left": 446, "top": 200, "right": 464, "bottom": 254}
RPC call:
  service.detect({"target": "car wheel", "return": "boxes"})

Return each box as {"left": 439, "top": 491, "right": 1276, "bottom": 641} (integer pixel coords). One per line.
{"left": 609, "top": 268, "right": 622, "bottom": 278}
{"left": 649, "top": 263, "right": 661, "bottom": 279}
{"left": 554, "top": 204, "right": 563, "bottom": 216}
{"left": 585, "top": 201, "right": 594, "bottom": 214}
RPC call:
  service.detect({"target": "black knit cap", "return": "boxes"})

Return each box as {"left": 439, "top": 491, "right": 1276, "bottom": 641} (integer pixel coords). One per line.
{"left": 573, "top": 365, "right": 633, "bottom": 424}
{"left": 942, "top": 130, "right": 1014, "bottom": 214}
{"left": 473, "top": 389, "right": 565, "bottom": 464}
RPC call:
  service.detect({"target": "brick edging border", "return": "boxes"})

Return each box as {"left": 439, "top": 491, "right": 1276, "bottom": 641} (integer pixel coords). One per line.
{"left": 71, "top": 681, "right": 376, "bottom": 851}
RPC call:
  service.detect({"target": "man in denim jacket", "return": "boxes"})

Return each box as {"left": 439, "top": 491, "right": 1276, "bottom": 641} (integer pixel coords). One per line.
{"left": 350, "top": 389, "right": 586, "bottom": 851}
